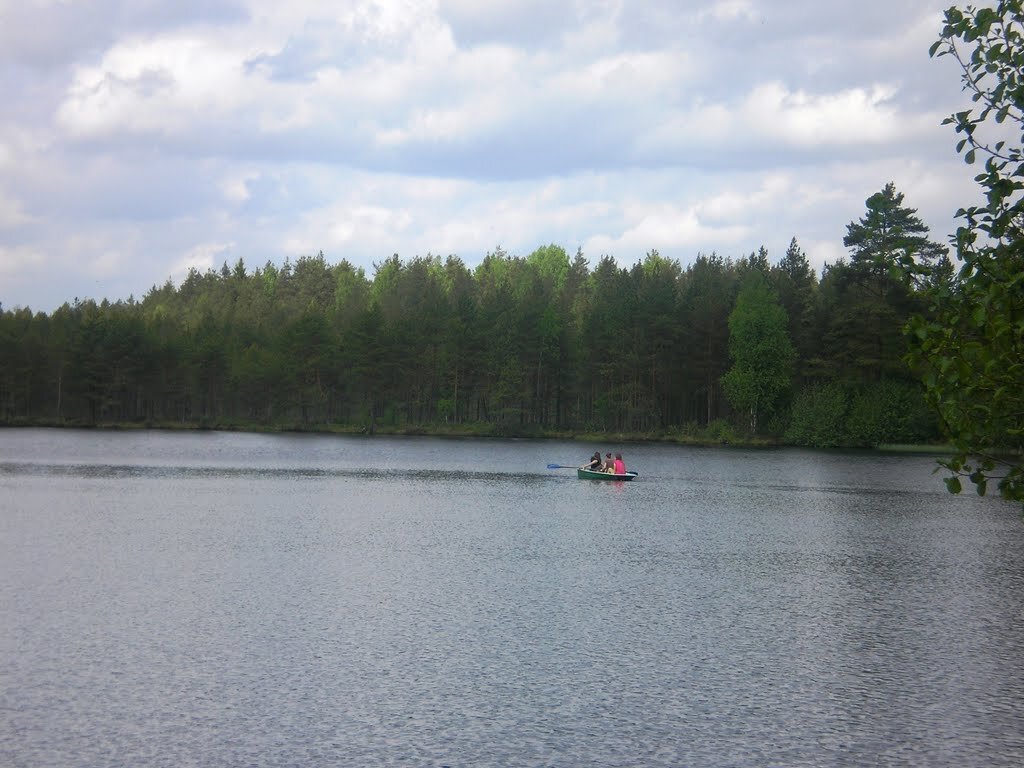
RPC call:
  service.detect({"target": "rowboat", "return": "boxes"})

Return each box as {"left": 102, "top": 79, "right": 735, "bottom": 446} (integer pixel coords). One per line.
{"left": 577, "top": 467, "right": 638, "bottom": 481}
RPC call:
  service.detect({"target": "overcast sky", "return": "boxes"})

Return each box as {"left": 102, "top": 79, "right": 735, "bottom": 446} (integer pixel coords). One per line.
{"left": 0, "top": 0, "right": 983, "bottom": 313}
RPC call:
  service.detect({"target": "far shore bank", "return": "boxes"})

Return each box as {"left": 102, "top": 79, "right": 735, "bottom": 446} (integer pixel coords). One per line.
{"left": 0, "top": 420, "right": 955, "bottom": 454}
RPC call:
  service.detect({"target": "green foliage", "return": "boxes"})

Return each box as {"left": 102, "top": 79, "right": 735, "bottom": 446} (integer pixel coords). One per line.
{"left": 784, "top": 378, "right": 935, "bottom": 449}
{"left": 706, "top": 418, "right": 740, "bottom": 444}
{"left": 915, "top": 2, "right": 1024, "bottom": 504}
{"left": 843, "top": 183, "right": 948, "bottom": 279}
{"left": 526, "top": 244, "right": 570, "bottom": 292}
{"left": 826, "top": 185, "right": 941, "bottom": 385}
{"left": 785, "top": 383, "right": 850, "bottom": 448}
{"left": 680, "top": 253, "right": 736, "bottom": 426}
{"left": 845, "top": 380, "right": 938, "bottom": 447}
{"left": 721, "top": 274, "right": 795, "bottom": 434}
{"left": 0, "top": 234, "right": 946, "bottom": 444}
{"left": 771, "top": 237, "right": 819, "bottom": 376}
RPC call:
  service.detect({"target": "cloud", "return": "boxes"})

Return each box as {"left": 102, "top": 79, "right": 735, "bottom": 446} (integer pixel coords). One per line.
{"left": 0, "top": 243, "right": 46, "bottom": 279}
{"left": 698, "top": 0, "right": 759, "bottom": 23}
{"left": 245, "top": 0, "right": 453, "bottom": 82}
{"left": 57, "top": 35, "right": 252, "bottom": 138}
{"left": 743, "top": 82, "right": 902, "bottom": 145}
{"left": 173, "top": 241, "right": 237, "bottom": 280}
{"left": 0, "top": 191, "right": 33, "bottom": 229}
{"left": 0, "top": 0, "right": 984, "bottom": 313}
{"left": 0, "top": 0, "right": 247, "bottom": 73}
{"left": 635, "top": 80, "right": 922, "bottom": 170}
{"left": 50, "top": 4, "right": 940, "bottom": 185}
{"left": 437, "top": 0, "right": 578, "bottom": 48}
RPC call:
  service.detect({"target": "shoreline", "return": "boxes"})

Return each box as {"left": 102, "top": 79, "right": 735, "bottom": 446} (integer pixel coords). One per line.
{"left": 0, "top": 420, "right": 954, "bottom": 454}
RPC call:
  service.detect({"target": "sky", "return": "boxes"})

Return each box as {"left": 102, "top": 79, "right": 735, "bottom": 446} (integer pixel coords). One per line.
{"left": 0, "top": 0, "right": 985, "bottom": 313}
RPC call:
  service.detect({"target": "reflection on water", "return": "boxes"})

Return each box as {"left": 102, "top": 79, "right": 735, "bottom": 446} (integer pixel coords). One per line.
{"left": 0, "top": 461, "right": 523, "bottom": 483}
{"left": 1, "top": 429, "right": 1023, "bottom": 766}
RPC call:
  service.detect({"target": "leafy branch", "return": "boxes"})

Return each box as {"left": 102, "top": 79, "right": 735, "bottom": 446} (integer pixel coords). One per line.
{"left": 911, "top": 1, "right": 1024, "bottom": 506}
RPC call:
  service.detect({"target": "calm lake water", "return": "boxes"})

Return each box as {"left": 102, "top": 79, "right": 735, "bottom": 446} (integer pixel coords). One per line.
{"left": 1, "top": 428, "right": 1023, "bottom": 767}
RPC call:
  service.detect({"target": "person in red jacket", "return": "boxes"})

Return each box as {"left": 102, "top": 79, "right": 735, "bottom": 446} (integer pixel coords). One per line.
{"left": 613, "top": 453, "right": 626, "bottom": 474}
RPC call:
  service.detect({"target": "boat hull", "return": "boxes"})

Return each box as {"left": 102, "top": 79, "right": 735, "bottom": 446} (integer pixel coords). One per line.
{"left": 577, "top": 468, "right": 638, "bottom": 481}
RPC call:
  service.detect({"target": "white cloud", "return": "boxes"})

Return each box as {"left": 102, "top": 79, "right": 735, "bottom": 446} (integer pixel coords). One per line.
{"left": 743, "top": 82, "right": 904, "bottom": 145}
{"left": 221, "top": 171, "right": 258, "bottom": 203}
{"left": 548, "top": 48, "right": 694, "bottom": 108}
{"left": 805, "top": 238, "right": 847, "bottom": 271}
{"left": 639, "top": 80, "right": 932, "bottom": 165}
{"left": 586, "top": 204, "right": 751, "bottom": 258}
{"left": 283, "top": 199, "right": 414, "bottom": 257}
{"left": 89, "top": 248, "right": 128, "bottom": 277}
{"left": 696, "top": 174, "right": 793, "bottom": 223}
{"left": 438, "top": 0, "right": 577, "bottom": 47}
{"left": 57, "top": 35, "right": 254, "bottom": 137}
{"left": 698, "top": 0, "right": 758, "bottom": 23}
{"left": 171, "top": 241, "right": 236, "bottom": 282}
{"left": 0, "top": 191, "right": 33, "bottom": 229}
{"left": 0, "top": 244, "right": 46, "bottom": 278}
{"left": 0, "top": 0, "right": 985, "bottom": 312}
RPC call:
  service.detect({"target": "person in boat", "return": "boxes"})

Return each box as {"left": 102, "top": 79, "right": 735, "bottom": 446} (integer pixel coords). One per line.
{"left": 584, "top": 452, "right": 602, "bottom": 471}
{"left": 613, "top": 453, "right": 626, "bottom": 474}
{"left": 604, "top": 452, "right": 615, "bottom": 472}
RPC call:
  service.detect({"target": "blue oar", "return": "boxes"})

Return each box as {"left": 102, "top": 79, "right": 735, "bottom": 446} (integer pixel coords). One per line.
{"left": 547, "top": 463, "right": 578, "bottom": 469}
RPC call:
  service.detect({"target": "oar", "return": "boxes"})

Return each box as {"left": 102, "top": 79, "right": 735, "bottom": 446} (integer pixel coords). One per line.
{"left": 547, "top": 463, "right": 579, "bottom": 469}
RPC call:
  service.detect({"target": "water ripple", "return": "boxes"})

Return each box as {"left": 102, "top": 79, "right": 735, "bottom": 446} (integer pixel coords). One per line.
{"left": 2, "top": 431, "right": 1023, "bottom": 766}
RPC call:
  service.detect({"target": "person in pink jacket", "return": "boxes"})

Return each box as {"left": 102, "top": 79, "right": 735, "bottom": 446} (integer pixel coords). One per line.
{"left": 613, "top": 453, "right": 626, "bottom": 474}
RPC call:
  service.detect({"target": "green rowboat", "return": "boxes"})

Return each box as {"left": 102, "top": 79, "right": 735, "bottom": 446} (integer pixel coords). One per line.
{"left": 577, "top": 467, "right": 638, "bottom": 481}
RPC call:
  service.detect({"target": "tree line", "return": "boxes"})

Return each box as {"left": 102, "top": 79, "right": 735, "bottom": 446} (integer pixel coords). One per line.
{"left": 4, "top": 0, "right": 1019, "bottom": 502}
{"left": 0, "top": 184, "right": 952, "bottom": 447}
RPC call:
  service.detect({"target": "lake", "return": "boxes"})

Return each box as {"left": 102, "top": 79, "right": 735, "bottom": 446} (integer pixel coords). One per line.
{"left": 1, "top": 428, "right": 1023, "bottom": 766}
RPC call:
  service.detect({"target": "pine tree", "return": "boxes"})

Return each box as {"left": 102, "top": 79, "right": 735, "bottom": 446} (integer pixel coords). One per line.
{"left": 843, "top": 182, "right": 947, "bottom": 288}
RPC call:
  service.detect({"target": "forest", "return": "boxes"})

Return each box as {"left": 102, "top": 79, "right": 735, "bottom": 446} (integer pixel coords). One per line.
{"left": 0, "top": 184, "right": 954, "bottom": 448}
{"left": 2, "top": 1, "right": 1018, "bottom": 501}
